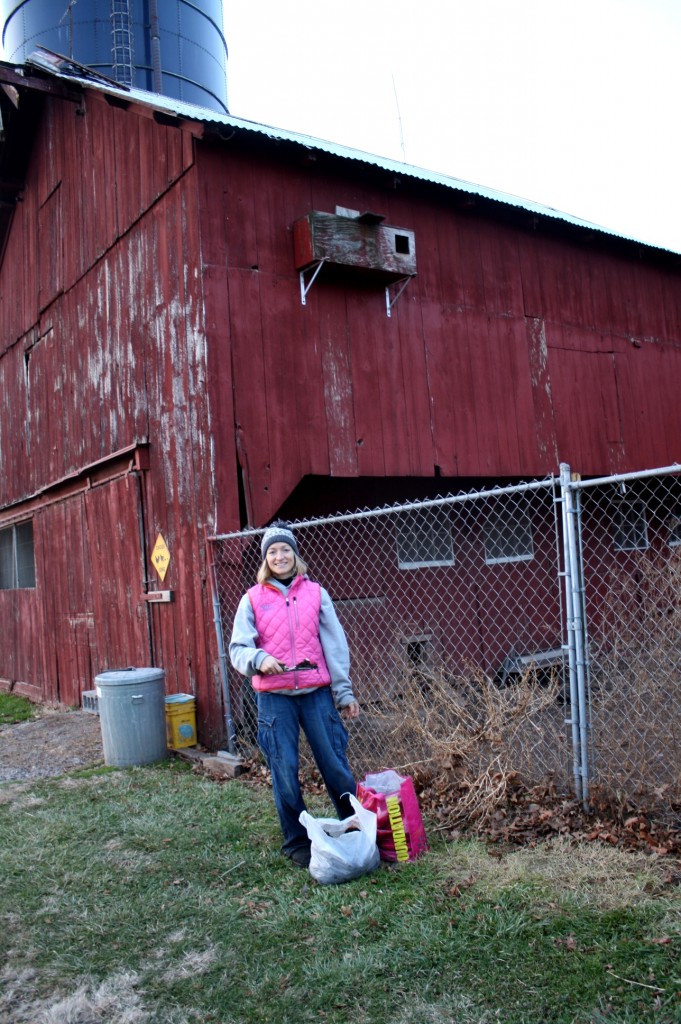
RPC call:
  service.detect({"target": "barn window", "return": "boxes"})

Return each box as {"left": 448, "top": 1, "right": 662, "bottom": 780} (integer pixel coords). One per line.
{"left": 395, "top": 511, "right": 454, "bottom": 569}
{"left": 613, "top": 501, "right": 649, "bottom": 551}
{"left": 483, "top": 498, "right": 534, "bottom": 565}
{"left": 0, "top": 521, "right": 36, "bottom": 590}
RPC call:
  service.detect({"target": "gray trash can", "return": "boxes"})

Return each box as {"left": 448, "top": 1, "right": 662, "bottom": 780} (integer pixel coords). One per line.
{"left": 95, "top": 668, "right": 167, "bottom": 767}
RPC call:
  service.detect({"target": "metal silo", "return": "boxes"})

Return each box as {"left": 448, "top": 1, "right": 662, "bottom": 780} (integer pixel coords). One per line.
{"left": 1, "top": 0, "right": 228, "bottom": 113}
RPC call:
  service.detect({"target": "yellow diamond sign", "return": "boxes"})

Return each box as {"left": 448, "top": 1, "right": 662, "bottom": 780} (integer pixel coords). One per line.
{"left": 151, "top": 533, "right": 170, "bottom": 582}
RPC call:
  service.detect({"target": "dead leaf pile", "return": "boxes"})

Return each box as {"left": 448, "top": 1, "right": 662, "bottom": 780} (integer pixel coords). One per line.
{"left": 412, "top": 767, "right": 681, "bottom": 857}
{"left": 206, "top": 750, "right": 681, "bottom": 860}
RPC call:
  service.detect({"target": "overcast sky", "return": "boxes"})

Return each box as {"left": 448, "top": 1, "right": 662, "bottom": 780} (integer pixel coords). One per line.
{"left": 225, "top": 0, "right": 680, "bottom": 254}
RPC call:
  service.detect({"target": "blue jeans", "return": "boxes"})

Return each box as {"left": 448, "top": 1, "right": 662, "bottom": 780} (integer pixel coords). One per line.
{"left": 256, "top": 687, "right": 356, "bottom": 856}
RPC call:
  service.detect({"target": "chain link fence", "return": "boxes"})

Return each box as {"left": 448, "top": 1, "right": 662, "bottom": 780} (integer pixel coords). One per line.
{"left": 207, "top": 465, "right": 681, "bottom": 814}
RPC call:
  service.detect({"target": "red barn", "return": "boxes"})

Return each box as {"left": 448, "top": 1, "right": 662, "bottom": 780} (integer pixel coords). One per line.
{"left": 1, "top": 55, "right": 679, "bottom": 744}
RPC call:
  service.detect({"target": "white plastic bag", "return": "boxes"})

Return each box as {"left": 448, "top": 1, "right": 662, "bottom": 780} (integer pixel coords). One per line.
{"left": 299, "top": 793, "right": 380, "bottom": 884}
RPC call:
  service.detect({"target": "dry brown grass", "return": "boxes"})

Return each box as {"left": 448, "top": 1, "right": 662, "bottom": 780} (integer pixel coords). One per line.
{"left": 587, "top": 546, "right": 681, "bottom": 808}
{"left": 348, "top": 663, "right": 566, "bottom": 830}
{"left": 0, "top": 967, "right": 152, "bottom": 1024}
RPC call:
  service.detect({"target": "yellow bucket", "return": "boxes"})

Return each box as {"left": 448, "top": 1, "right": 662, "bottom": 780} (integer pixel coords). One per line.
{"left": 165, "top": 694, "right": 197, "bottom": 748}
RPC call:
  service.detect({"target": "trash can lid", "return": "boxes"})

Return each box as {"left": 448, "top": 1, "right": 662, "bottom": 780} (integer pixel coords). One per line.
{"left": 164, "top": 693, "right": 195, "bottom": 705}
{"left": 95, "top": 667, "right": 166, "bottom": 687}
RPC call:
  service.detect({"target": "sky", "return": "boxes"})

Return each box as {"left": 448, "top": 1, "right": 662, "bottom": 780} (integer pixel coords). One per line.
{"left": 224, "top": 0, "right": 680, "bottom": 254}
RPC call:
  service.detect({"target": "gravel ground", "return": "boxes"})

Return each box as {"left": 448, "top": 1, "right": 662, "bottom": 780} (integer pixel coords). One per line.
{"left": 0, "top": 708, "right": 105, "bottom": 783}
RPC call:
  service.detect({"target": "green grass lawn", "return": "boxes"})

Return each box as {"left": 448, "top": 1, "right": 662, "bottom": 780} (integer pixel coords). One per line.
{"left": 0, "top": 761, "right": 679, "bottom": 1024}
{"left": 0, "top": 692, "right": 36, "bottom": 725}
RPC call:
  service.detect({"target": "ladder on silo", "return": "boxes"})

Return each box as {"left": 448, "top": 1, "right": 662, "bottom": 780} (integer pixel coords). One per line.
{"left": 111, "top": 0, "right": 134, "bottom": 88}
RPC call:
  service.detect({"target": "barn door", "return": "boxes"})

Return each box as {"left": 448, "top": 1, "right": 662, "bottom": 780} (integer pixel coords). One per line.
{"left": 38, "top": 475, "right": 151, "bottom": 706}
{"left": 85, "top": 474, "right": 151, "bottom": 677}
{"left": 39, "top": 495, "right": 96, "bottom": 706}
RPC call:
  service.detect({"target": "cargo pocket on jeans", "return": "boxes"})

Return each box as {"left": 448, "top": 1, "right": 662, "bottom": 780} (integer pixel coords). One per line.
{"left": 327, "top": 710, "right": 349, "bottom": 759}
{"left": 257, "top": 714, "right": 278, "bottom": 762}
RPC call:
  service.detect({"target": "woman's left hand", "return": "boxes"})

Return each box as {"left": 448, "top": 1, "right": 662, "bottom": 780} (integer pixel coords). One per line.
{"left": 342, "top": 701, "right": 360, "bottom": 720}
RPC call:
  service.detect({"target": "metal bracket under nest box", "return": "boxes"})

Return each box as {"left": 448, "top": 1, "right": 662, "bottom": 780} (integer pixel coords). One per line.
{"left": 300, "top": 262, "right": 412, "bottom": 317}
{"left": 299, "top": 258, "right": 327, "bottom": 306}
{"left": 384, "top": 276, "right": 412, "bottom": 318}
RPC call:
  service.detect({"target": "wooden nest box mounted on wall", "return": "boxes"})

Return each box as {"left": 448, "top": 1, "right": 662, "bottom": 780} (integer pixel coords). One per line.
{"left": 293, "top": 207, "right": 417, "bottom": 316}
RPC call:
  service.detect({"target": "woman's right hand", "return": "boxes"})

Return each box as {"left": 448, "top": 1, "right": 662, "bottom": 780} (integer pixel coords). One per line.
{"left": 259, "top": 655, "right": 285, "bottom": 675}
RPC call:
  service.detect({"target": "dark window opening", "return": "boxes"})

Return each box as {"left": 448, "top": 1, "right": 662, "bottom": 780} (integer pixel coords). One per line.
{"left": 483, "top": 499, "right": 534, "bottom": 564}
{"left": 396, "top": 511, "right": 454, "bottom": 569}
{"left": 400, "top": 634, "right": 434, "bottom": 693}
{"left": 0, "top": 520, "right": 36, "bottom": 590}
{"left": 613, "top": 500, "right": 648, "bottom": 551}
{"left": 667, "top": 512, "right": 681, "bottom": 548}
{"left": 406, "top": 640, "right": 426, "bottom": 667}
{"left": 395, "top": 233, "right": 410, "bottom": 255}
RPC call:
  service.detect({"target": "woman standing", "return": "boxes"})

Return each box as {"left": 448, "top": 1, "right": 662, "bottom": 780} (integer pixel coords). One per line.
{"left": 229, "top": 521, "right": 360, "bottom": 868}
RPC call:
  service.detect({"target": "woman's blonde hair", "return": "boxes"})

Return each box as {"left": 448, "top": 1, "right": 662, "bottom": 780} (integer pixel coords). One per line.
{"left": 256, "top": 553, "right": 308, "bottom": 585}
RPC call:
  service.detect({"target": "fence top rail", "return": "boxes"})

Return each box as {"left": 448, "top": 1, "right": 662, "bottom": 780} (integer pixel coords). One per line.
{"left": 208, "top": 476, "right": 558, "bottom": 543}
{"left": 566, "top": 463, "right": 681, "bottom": 492}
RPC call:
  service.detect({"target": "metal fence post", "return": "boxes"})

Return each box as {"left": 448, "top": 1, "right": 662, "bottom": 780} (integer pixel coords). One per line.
{"left": 573, "top": 477, "right": 594, "bottom": 795}
{"left": 205, "top": 536, "right": 237, "bottom": 755}
{"left": 559, "top": 464, "right": 590, "bottom": 807}
{"left": 558, "top": 464, "right": 583, "bottom": 802}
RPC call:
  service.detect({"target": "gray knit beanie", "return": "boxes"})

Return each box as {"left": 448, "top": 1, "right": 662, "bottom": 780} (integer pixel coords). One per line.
{"left": 261, "top": 521, "right": 300, "bottom": 560}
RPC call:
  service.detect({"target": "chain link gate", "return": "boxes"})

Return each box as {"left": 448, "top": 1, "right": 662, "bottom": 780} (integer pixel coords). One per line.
{"left": 207, "top": 465, "right": 681, "bottom": 815}
{"left": 564, "top": 464, "right": 681, "bottom": 813}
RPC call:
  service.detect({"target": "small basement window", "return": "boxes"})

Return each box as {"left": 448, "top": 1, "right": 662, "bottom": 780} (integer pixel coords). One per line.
{"left": 483, "top": 499, "right": 534, "bottom": 565}
{"left": 613, "top": 500, "right": 649, "bottom": 551}
{"left": 396, "top": 511, "right": 454, "bottom": 569}
{"left": 0, "top": 520, "right": 36, "bottom": 590}
{"left": 402, "top": 634, "right": 432, "bottom": 669}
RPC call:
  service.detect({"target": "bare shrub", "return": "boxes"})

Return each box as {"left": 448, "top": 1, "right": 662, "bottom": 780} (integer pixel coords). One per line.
{"left": 349, "top": 661, "right": 567, "bottom": 830}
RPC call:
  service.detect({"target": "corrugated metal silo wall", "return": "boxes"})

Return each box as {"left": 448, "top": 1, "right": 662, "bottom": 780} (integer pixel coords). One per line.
{"left": 1, "top": 0, "right": 228, "bottom": 112}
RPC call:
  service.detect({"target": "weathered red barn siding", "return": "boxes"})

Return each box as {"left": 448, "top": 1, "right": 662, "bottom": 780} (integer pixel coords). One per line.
{"left": 0, "top": 90, "right": 224, "bottom": 741}
{"left": 196, "top": 145, "right": 681, "bottom": 529}
{"left": 1, "top": 78, "right": 681, "bottom": 743}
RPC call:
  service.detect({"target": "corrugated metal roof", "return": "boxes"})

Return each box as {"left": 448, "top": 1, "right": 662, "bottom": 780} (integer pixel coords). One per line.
{"left": 21, "top": 51, "right": 675, "bottom": 253}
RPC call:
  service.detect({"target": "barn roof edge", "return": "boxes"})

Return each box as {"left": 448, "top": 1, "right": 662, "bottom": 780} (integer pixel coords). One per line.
{"left": 6, "top": 51, "right": 681, "bottom": 258}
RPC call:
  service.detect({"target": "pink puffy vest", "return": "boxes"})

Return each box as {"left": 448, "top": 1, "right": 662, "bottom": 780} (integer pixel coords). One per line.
{"left": 248, "top": 577, "right": 331, "bottom": 692}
